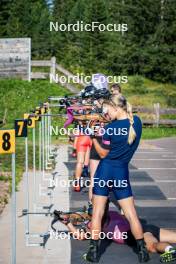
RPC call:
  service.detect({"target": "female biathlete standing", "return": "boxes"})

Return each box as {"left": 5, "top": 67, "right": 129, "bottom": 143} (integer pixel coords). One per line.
{"left": 73, "top": 120, "right": 92, "bottom": 192}
{"left": 88, "top": 122, "right": 108, "bottom": 213}
{"left": 88, "top": 84, "right": 122, "bottom": 213}
{"left": 84, "top": 94, "right": 150, "bottom": 263}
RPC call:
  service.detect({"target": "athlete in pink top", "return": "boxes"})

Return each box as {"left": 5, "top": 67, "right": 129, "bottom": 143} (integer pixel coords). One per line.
{"left": 52, "top": 208, "right": 176, "bottom": 263}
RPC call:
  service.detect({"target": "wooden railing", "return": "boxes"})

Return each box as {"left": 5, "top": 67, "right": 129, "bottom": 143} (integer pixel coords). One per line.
{"left": 133, "top": 104, "right": 176, "bottom": 127}
{"left": 31, "top": 57, "right": 82, "bottom": 93}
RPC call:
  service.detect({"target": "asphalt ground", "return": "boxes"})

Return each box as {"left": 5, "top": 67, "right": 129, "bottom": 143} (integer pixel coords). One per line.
{"left": 66, "top": 138, "right": 176, "bottom": 264}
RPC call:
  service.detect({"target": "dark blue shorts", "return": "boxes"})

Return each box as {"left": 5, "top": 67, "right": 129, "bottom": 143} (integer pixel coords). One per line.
{"left": 93, "top": 159, "right": 133, "bottom": 200}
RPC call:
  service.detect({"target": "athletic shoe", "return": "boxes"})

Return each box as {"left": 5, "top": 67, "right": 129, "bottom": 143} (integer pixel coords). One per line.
{"left": 83, "top": 239, "right": 99, "bottom": 263}
{"left": 81, "top": 170, "right": 89, "bottom": 178}
{"left": 160, "top": 248, "right": 176, "bottom": 263}
{"left": 74, "top": 185, "right": 81, "bottom": 192}
{"left": 136, "top": 239, "right": 150, "bottom": 262}
{"left": 88, "top": 202, "right": 93, "bottom": 216}
{"left": 71, "top": 150, "right": 77, "bottom": 158}
{"left": 73, "top": 179, "right": 81, "bottom": 192}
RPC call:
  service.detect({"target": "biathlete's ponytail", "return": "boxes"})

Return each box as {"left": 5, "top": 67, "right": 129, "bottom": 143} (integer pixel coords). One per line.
{"left": 109, "top": 94, "right": 136, "bottom": 145}
{"left": 126, "top": 101, "right": 136, "bottom": 145}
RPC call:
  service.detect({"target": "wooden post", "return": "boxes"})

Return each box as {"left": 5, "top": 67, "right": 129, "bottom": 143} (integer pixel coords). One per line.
{"left": 50, "top": 56, "right": 56, "bottom": 77}
{"left": 154, "top": 103, "right": 160, "bottom": 127}
{"left": 2, "top": 109, "right": 7, "bottom": 125}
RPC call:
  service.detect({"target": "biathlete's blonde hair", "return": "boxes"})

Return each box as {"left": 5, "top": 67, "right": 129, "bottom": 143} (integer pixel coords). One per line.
{"left": 103, "top": 94, "right": 136, "bottom": 145}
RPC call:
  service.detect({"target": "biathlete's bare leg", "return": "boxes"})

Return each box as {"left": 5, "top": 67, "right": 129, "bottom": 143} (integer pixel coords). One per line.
{"left": 71, "top": 136, "right": 77, "bottom": 157}
{"left": 144, "top": 232, "right": 159, "bottom": 252}
{"left": 75, "top": 151, "right": 86, "bottom": 180}
{"left": 159, "top": 229, "right": 176, "bottom": 262}
{"left": 84, "top": 147, "right": 90, "bottom": 167}
{"left": 73, "top": 136, "right": 78, "bottom": 150}
{"left": 118, "top": 197, "right": 144, "bottom": 239}
{"left": 118, "top": 197, "right": 150, "bottom": 262}
{"left": 83, "top": 195, "right": 108, "bottom": 262}
{"left": 91, "top": 195, "right": 108, "bottom": 240}
{"left": 160, "top": 228, "right": 176, "bottom": 244}
{"left": 81, "top": 147, "right": 90, "bottom": 178}
{"left": 144, "top": 232, "right": 171, "bottom": 253}
{"left": 89, "top": 159, "right": 100, "bottom": 202}
{"left": 155, "top": 242, "right": 171, "bottom": 253}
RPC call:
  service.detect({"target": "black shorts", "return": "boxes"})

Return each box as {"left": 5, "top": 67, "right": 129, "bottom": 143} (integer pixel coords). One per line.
{"left": 126, "top": 223, "right": 160, "bottom": 246}
{"left": 90, "top": 137, "right": 102, "bottom": 160}
{"left": 90, "top": 136, "right": 111, "bottom": 160}
{"left": 142, "top": 223, "right": 160, "bottom": 241}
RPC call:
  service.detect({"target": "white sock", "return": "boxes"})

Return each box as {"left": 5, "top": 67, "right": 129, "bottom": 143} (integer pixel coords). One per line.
{"left": 165, "top": 246, "right": 174, "bottom": 252}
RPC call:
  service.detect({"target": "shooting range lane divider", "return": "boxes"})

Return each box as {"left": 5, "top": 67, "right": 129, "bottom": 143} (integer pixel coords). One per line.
{"left": 44, "top": 106, "right": 52, "bottom": 170}
{"left": 21, "top": 105, "right": 56, "bottom": 247}
{"left": 15, "top": 118, "right": 29, "bottom": 246}
{"left": 23, "top": 113, "right": 38, "bottom": 215}
{"left": 38, "top": 105, "right": 55, "bottom": 208}
{"left": 34, "top": 106, "right": 44, "bottom": 211}
{"left": 12, "top": 104, "right": 57, "bottom": 249}
{"left": 0, "top": 129, "right": 16, "bottom": 264}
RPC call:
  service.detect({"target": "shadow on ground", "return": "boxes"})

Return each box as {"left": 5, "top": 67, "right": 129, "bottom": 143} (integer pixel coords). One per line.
{"left": 65, "top": 147, "right": 175, "bottom": 264}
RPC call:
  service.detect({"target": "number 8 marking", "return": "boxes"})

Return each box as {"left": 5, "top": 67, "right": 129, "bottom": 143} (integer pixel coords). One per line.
{"left": 2, "top": 133, "right": 11, "bottom": 151}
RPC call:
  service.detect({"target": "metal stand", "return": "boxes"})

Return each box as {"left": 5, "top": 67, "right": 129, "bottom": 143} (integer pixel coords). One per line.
{"left": 12, "top": 153, "right": 16, "bottom": 264}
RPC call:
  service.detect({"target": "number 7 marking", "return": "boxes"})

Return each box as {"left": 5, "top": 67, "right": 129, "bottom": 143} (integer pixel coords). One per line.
{"left": 17, "top": 121, "right": 24, "bottom": 136}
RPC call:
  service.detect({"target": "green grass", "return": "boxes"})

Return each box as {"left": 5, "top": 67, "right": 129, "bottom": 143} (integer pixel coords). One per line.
{"left": 0, "top": 175, "right": 10, "bottom": 182}
{"left": 0, "top": 79, "right": 71, "bottom": 192}
{"left": 160, "top": 114, "right": 176, "bottom": 120}
{"left": 0, "top": 79, "right": 71, "bottom": 127}
{"left": 122, "top": 75, "right": 176, "bottom": 139}
{"left": 142, "top": 127, "right": 176, "bottom": 139}
{"left": 122, "top": 76, "right": 176, "bottom": 107}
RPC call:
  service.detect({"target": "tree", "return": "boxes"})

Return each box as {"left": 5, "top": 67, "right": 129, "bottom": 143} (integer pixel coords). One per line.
{"left": 1, "top": 0, "right": 175, "bottom": 82}
{"left": 82, "top": 0, "right": 109, "bottom": 73}
{"left": 6, "top": 0, "right": 52, "bottom": 58}
{"left": 0, "top": 0, "right": 13, "bottom": 37}
{"left": 143, "top": 0, "right": 176, "bottom": 82}
{"left": 52, "top": 0, "right": 76, "bottom": 62}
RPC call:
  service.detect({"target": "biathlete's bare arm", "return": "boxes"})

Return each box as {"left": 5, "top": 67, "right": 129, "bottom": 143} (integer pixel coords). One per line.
{"left": 144, "top": 228, "right": 176, "bottom": 253}
{"left": 92, "top": 138, "right": 109, "bottom": 158}
{"left": 58, "top": 212, "right": 90, "bottom": 240}
{"left": 66, "top": 222, "right": 88, "bottom": 240}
